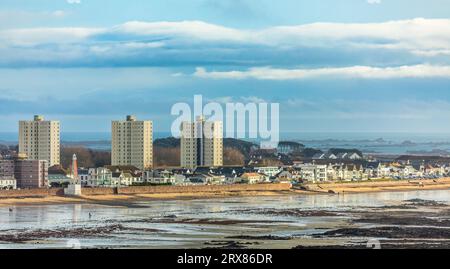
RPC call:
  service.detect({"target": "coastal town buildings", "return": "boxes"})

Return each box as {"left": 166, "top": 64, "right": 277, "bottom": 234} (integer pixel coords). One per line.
{"left": 256, "top": 166, "right": 282, "bottom": 178}
{"left": 78, "top": 168, "right": 89, "bottom": 185}
{"left": 106, "top": 165, "right": 143, "bottom": 186}
{"left": 111, "top": 115, "right": 153, "bottom": 170}
{"left": 0, "top": 159, "right": 14, "bottom": 179}
{"left": 240, "top": 172, "right": 266, "bottom": 184}
{"left": 19, "top": 115, "right": 60, "bottom": 166}
{"left": 0, "top": 156, "right": 48, "bottom": 189}
{"left": 0, "top": 159, "right": 16, "bottom": 189}
{"left": 14, "top": 158, "right": 49, "bottom": 189}
{"left": 3, "top": 118, "right": 450, "bottom": 189}
{"left": 295, "top": 164, "right": 328, "bottom": 182}
{"left": 313, "top": 150, "right": 363, "bottom": 161}
{"left": 180, "top": 116, "right": 223, "bottom": 168}
{"left": 84, "top": 167, "right": 113, "bottom": 187}
{"left": 142, "top": 169, "right": 177, "bottom": 185}
{"left": 0, "top": 178, "right": 16, "bottom": 190}
{"left": 48, "top": 173, "right": 72, "bottom": 187}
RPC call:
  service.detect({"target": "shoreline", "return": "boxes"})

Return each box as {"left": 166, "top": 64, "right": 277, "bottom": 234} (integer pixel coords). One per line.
{"left": 0, "top": 190, "right": 295, "bottom": 208}
{"left": 301, "top": 178, "right": 450, "bottom": 195}
{"left": 1, "top": 179, "right": 450, "bottom": 208}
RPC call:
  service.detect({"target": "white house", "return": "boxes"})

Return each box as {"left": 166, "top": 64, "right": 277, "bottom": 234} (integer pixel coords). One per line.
{"left": 256, "top": 166, "right": 282, "bottom": 178}
{"left": 297, "top": 164, "right": 328, "bottom": 183}
{"left": 0, "top": 178, "right": 16, "bottom": 190}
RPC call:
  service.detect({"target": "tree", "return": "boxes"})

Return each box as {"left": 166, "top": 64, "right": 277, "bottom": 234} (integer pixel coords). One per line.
{"left": 223, "top": 147, "right": 245, "bottom": 166}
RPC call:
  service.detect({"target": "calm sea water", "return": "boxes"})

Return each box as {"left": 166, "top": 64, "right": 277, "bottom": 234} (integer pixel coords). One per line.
{"left": 2, "top": 132, "right": 450, "bottom": 154}
{"left": 0, "top": 189, "right": 449, "bottom": 249}
{"left": 0, "top": 131, "right": 173, "bottom": 142}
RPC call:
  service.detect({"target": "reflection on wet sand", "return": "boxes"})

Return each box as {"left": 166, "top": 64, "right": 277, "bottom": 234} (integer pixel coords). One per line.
{"left": 1, "top": 189, "right": 450, "bottom": 249}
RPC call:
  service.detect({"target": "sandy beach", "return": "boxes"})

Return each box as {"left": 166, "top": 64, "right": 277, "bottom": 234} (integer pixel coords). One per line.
{"left": 301, "top": 178, "right": 450, "bottom": 194}
{"left": 1, "top": 179, "right": 450, "bottom": 208}
{"left": 0, "top": 190, "right": 294, "bottom": 208}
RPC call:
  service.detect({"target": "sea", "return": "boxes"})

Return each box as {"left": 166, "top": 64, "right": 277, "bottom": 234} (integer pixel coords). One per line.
{"left": 2, "top": 131, "right": 450, "bottom": 155}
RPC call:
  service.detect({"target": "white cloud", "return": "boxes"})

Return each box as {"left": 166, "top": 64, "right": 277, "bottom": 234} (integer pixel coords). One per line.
{"left": 0, "top": 27, "right": 102, "bottom": 46}
{"left": 411, "top": 49, "right": 450, "bottom": 57}
{"left": 259, "top": 18, "right": 450, "bottom": 53}
{"left": 3, "top": 18, "right": 450, "bottom": 54}
{"left": 194, "top": 65, "right": 450, "bottom": 80}
{"left": 114, "top": 20, "right": 249, "bottom": 42}
{"left": 122, "top": 41, "right": 165, "bottom": 49}
{"left": 1, "top": 18, "right": 450, "bottom": 67}
{"left": 112, "top": 19, "right": 450, "bottom": 53}
{"left": 367, "top": 0, "right": 381, "bottom": 4}
{"left": 67, "top": 0, "right": 81, "bottom": 4}
{"left": 113, "top": 19, "right": 450, "bottom": 55}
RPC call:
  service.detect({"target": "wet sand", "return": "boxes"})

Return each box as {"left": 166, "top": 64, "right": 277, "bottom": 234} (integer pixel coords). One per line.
{"left": 293, "top": 198, "right": 450, "bottom": 249}
{"left": 1, "top": 178, "right": 450, "bottom": 208}
{"left": 1, "top": 190, "right": 450, "bottom": 249}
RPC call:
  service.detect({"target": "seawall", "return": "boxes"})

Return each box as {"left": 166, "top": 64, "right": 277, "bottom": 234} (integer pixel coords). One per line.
{"left": 0, "top": 188, "right": 64, "bottom": 198}
{"left": 0, "top": 183, "right": 292, "bottom": 198}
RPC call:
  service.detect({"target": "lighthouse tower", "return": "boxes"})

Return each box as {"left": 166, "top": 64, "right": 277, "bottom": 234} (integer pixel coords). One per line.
{"left": 65, "top": 153, "right": 82, "bottom": 196}
{"left": 72, "top": 154, "right": 78, "bottom": 184}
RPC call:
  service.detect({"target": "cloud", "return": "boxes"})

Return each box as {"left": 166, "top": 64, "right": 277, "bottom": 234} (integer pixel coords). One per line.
{"left": 1, "top": 19, "right": 450, "bottom": 68}
{"left": 194, "top": 65, "right": 450, "bottom": 80}
{"left": 411, "top": 49, "right": 450, "bottom": 57}
{"left": 106, "top": 19, "right": 450, "bottom": 53}
{"left": 67, "top": 0, "right": 81, "bottom": 4}
{"left": 367, "top": 0, "right": 381, "bottom": 4}
{"left": 113, "top": 20, "right": 249, "bottom": 42}
{"left": 0, "top": 27, "right": 101, "bottom": 46}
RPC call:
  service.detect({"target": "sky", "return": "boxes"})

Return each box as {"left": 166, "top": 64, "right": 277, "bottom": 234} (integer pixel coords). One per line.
{"left": 1, "top": 0, "right": 450, "bottom": 134}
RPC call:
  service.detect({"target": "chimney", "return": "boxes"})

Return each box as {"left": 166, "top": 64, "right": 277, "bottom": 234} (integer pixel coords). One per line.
{"left": 126, "top": 115, "right": 137, "bottom": 121}
{"left": 34, "top": 115, "right": 44, "bottom": 121}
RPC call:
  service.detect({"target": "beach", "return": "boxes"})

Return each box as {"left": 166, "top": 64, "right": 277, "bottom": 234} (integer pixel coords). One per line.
{"left": 1, "top": 189, "right": 450, "bottom": 249}
{"left": 0, "top": 190, "right": 293, "bottom": 208}
{"left": 301, "top": 178, "right": 450, "bottom": 194}
{"left": 1, "top": 179, "right": 450, "bottom": 208}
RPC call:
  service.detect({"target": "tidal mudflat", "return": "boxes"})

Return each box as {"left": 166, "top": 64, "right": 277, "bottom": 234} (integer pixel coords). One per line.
{"left": 1, "top": 189, "right": 450, "bottom": 249}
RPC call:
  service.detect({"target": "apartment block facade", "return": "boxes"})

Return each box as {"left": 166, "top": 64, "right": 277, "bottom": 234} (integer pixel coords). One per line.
{"left": 0, "top": 160, "right": 14, "bottom": 179}
{"left": 111, "top": 115, "right": 153, "bottom": 170}
{"left": 0, "top": 158, "right": 48, "bottom": 189}
{"left": 14, "top": 159, "right": 49, "bottom": 189}
{"left": 19, "top": 115, "right": 60, "bottom": 167}
{"left": 180, "top": 116, "right": 223, "bottom": 168}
